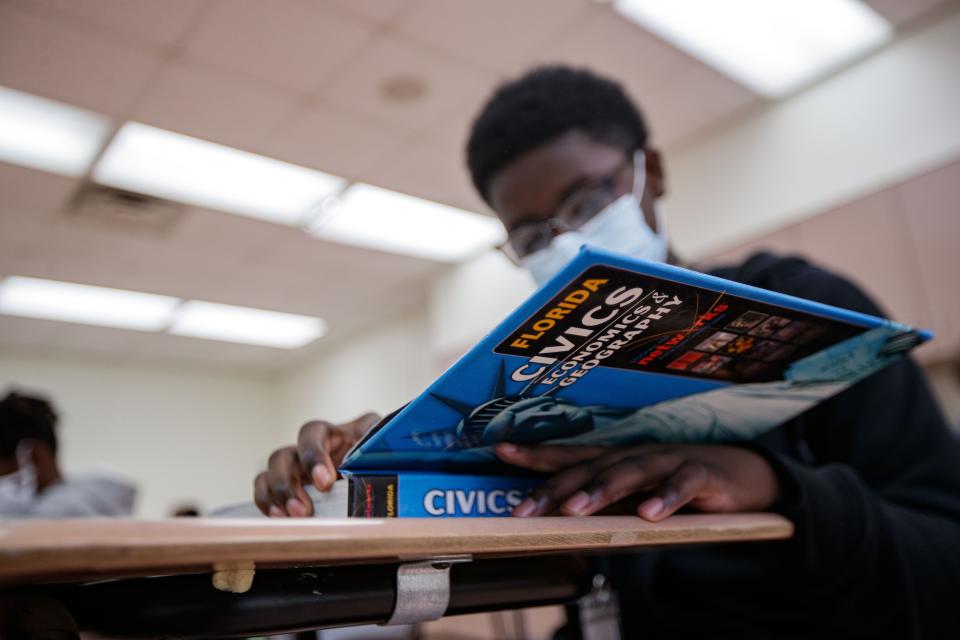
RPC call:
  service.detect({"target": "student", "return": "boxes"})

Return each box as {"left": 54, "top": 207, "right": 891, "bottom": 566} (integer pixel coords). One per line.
{"left": 255, "top": 66, "right": 960, "bottom": 637}
{"left": 0, "top": 390, "right": 135, "bottom": 518}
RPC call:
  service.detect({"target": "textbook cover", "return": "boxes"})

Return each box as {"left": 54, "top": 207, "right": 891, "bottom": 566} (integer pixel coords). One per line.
{"left": 341, "top": 246, "right": 929, "bottom": 516}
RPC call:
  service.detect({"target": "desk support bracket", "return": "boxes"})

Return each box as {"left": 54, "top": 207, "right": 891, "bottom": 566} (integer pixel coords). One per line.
{"left": 384, "top": 555, "right": 472, "bottom": 626}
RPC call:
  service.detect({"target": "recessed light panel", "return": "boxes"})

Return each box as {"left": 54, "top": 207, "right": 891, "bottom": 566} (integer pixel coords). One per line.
{"left": 0, "top": 276, "right": 180, "bottom": 331}
{"left": 613, "top": 0, "right": 893, "bottom": 97}
{"left": 93, "top": 123, "right": 345, "bottom": 225}
{"left": 0, "top": 86, "right": 111, "bottom": 176}
{"left": 308, "top": 184, "right": 506, "bottom": 262}
{"left": 169, "top": 301, "right": 326, "bottom": 349}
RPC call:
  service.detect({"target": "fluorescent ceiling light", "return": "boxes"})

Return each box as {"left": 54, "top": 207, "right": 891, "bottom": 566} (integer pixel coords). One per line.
{"left": 170, "top": 301, "right": 326, "bottom": 349}
{"left": 0, "top": 276, "right": 326, "bottom": 348}
{"left": 0, "top": 276, "right": 180, "bottom": 331}
{"left": 0, "top": 86, "right": 111, "bottom": 176}
{"left": 308, "top": 184, "right": 506, "bottom": 262}
{"left": 613, "top": 0, "right": 892, "bottom": 97}
{"left": 93, "top": 123, "right": 345, "bottom": 225}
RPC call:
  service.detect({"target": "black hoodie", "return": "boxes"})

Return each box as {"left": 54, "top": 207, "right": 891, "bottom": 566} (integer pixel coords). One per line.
{"left": 569, "top": 253, "right": 960, "bottom": 639}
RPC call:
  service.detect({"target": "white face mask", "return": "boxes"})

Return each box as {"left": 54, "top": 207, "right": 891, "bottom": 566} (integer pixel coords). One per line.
{"left": 0, "top": 444, "right": 38, "bottom": 507}
{"left": 520, "top": 151, "right": 669, "bottom": 286}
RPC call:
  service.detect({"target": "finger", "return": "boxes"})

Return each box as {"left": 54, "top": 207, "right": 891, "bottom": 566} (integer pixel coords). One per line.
{"left": 321, "top": 412, "right": 379, "bottom": 469}
{"left": 559, "top": 453, "right": 681, "bottom": 516}
{"left": 297, "top": 421, "right": 338, "bottom": 491}
{"left": 637, "top": 460, "right": 711, "bottom": 522}
{"left": 266, "top": 446, "right": 313, "bottom": 517}
{"left": 495, "top": 443, "right": 611, "bottom": 473}
{"left": 513, "top": 452, "right": 633, "bottom": 517}
{"left": 328, "top": 412, "right": 381, "bottom": 464}
{"left": 291, "top": 484, "right": 313, "bottom": 517}
{"left": 253, "top": 472, "right": 276, "bottom": 516}
{"left": 343, "top": 412, "right": 382, "bottom": 440}
{"left": 254, "top": 471, "right": 296, "bottom": 517}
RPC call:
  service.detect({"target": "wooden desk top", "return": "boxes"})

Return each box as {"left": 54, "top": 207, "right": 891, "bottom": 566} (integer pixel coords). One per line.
{"left": 0, "top": 514, "right": 792, "bottom": 586}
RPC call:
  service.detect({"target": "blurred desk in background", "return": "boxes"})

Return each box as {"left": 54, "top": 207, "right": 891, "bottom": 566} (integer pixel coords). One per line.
{"left": 0, "top": 515, "right": 792, "bottom": 637}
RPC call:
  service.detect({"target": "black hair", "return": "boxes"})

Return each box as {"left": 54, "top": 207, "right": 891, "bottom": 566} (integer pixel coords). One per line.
{"left": 466, "top": 65, "right": 649, "bottom": 205}
{"left": 0, "top": 391, "right": 58, "bottom": 458}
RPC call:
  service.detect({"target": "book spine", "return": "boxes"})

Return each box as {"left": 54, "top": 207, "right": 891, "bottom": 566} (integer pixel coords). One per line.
{"left": 345, "top": 472, "right": 541, "bottom": 518}
{"left": 347, "top": 472, "right": 399, "bottom": 517}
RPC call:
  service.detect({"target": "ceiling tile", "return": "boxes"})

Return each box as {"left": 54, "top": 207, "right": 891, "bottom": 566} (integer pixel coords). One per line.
{"left": 129, "top": 61, "right": 296, "bottom": 150}
{"left": 793, "top": 190, "right": 933, "bottom": 330}
{"left": 628, "top": 55, "right": 761, "bottom": 150}
{"left": 428, "top": 104, "right": 483, "bottom": 171}
{"left": 184, "top": 0, "right": 376, "bottom": 95}
{"left": 323, "top": 0, "right": 415, "bottom": 24}
{"left": 8, "top": 0, "right": 207, "bottom": 51}
{"left": 0, "top": 314, "right": 300, "bottom": 372}
{"left": 320, "top": 32, "right": 496, "bottom": 133}
{"left": 368, "top": 133, "right": 490, "bottom": 214}
{"left": 9, "top": 0, "right": 935, "bottom": 372}
{"left": 0, "top": 164, "right": 78, "bottom": 213}
{"left": 862, "top": 0, "right": 953, "bottom": 28}
{"left": 256, "top": 101, "right": 411, "bottom": 179}
{"left": 898, "top": 157, "right": 960, "bottom": 359}
{"left": 0, "top": 2, "right": 165, "bottom": 116}
{"left": 394, "top": 0, "right": 589, "bottom": 73}
{"left": 536, "top": 8, "right": 759, "bottom": 148}
{"left": 0, "top": 160, "right": 442, "bottom": 327}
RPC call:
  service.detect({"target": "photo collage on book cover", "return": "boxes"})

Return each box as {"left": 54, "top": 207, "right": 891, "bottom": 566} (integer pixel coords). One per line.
{"left": 661, "top": 306, "right": 858, "bottom": 383}
{"left": 496, "top": 265, "right": 865, "bottom": 385}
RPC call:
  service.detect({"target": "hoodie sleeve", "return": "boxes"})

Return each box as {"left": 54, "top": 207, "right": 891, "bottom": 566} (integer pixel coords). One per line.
{"left": 751, "top": 258, "right": 960, "bottom": 638}
{"left": 30, "top": 475, "right": 136, "bottom": 518}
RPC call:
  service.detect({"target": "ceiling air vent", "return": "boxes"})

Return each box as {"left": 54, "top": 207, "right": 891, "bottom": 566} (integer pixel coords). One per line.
{"left": 66, "top": 183, "right": 186, "bottom": 236}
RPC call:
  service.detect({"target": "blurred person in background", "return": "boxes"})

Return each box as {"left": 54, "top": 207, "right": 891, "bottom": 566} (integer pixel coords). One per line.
{"left": 0, "top": 390, "right": 135, "bottom": 518}
{"left": 254, "top": 66, "right": 960, "bottom": 637}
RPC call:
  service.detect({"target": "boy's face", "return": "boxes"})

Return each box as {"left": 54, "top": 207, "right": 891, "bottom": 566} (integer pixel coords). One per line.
{"left": 485, "top": 130, "right": 664, "bottom": 239}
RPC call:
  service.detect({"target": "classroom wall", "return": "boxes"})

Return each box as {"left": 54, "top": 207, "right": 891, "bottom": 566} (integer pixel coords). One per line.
{"left": 277, "top": 302, "right": 435, "bottom": 441}
{"left": 0, "top": 300, "right": 443, "bottom": 518}
{"left": 665, "top": 7, "right": 960, "bottom": 260}
{"left": 0, "top": 349, "right": 283, "bottom": 517}
{"left": 700, "top": 155, "right": 960, "bottom": 366}
{"left": 696, "top": 155, "right": 960, "bottom": 426}
{"left": 428, "top": 251, "right": 534, "bottom": 368}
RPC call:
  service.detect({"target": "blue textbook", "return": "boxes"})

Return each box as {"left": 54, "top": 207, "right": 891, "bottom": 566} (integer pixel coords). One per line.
{"left": 342, "top": 247, "right": 930, "bottom": 517}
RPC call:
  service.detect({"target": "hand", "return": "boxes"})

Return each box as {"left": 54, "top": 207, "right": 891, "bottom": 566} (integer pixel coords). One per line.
{"left": 495, "top": 442, "right": 780, "bottom": 521}
{"left": 254, "top": 412, "right": 380, "bottom": 517}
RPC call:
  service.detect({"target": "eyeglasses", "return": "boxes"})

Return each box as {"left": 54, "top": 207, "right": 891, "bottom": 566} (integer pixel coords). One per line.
{"left": 499, "top": 155, "right": 636, "bottom": 264}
